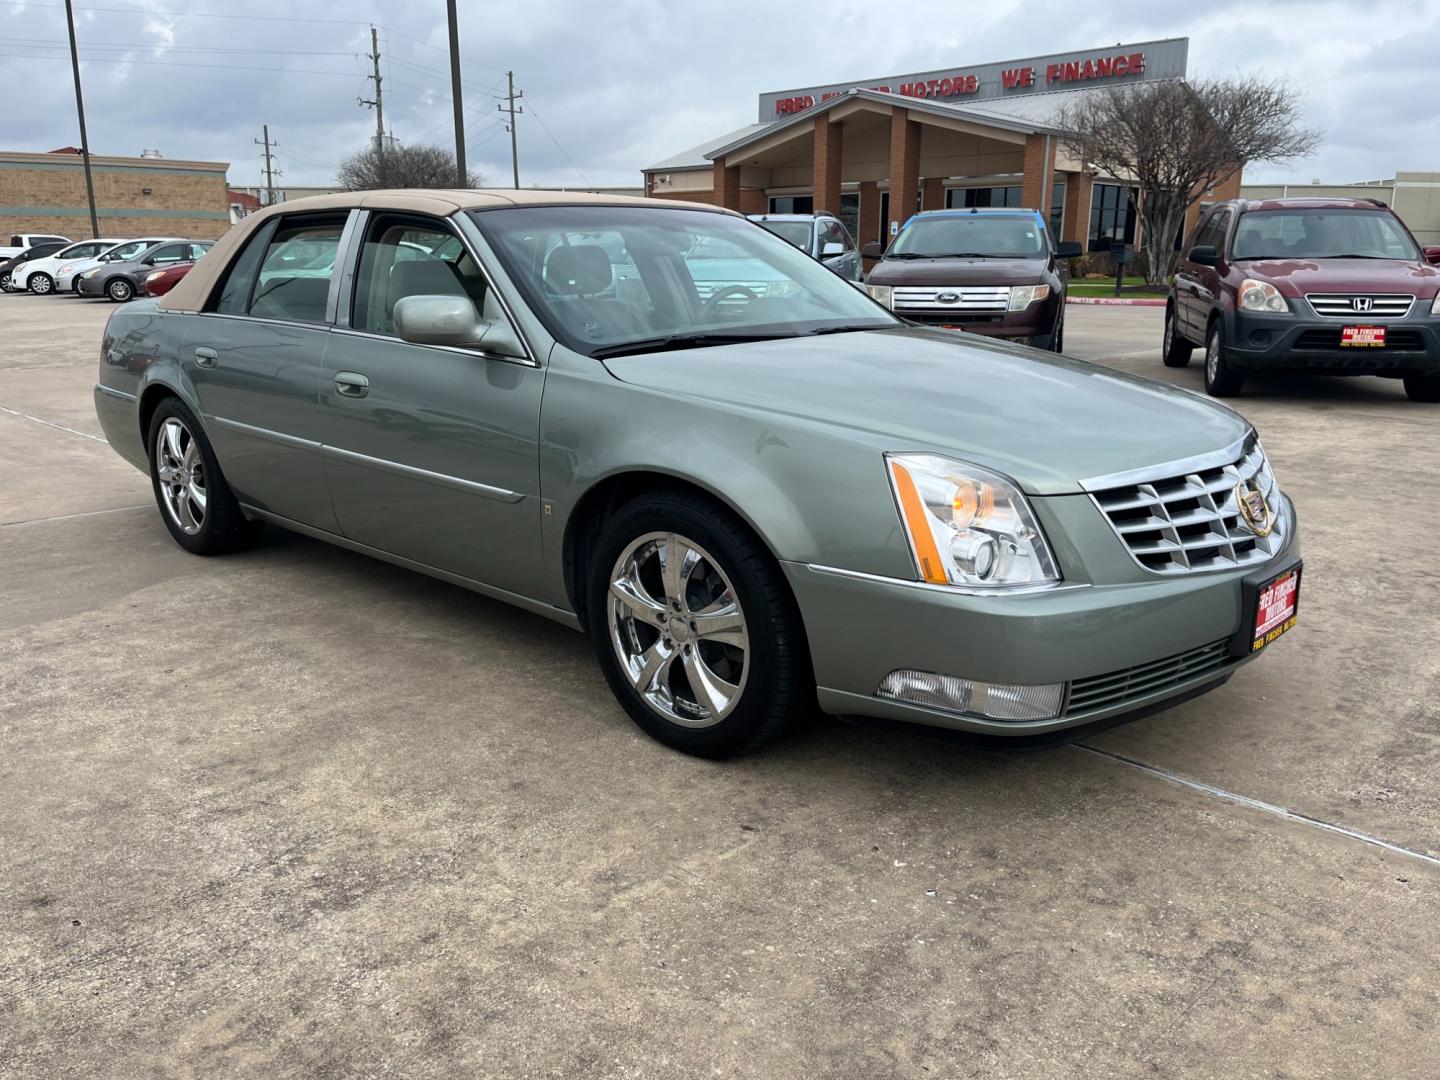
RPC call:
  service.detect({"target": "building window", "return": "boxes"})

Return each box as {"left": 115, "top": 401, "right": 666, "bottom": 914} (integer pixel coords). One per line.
{"left": 839, "top": 192, "right": 860, "bottom": 240}
{"left": 769, "top": 195, "right": 813, "bottom": 215}
{"left": 1089, "top": 182, "right": 1137, "bottom": 252}
{"left": 1049, "top": 180, "right": 1065, "bottom": 238}
{"left": 947, "top": 185, "right": 1022, "bottom": 209}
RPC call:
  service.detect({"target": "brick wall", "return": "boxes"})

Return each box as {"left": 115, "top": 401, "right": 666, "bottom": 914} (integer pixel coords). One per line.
{"left": 0, "top": 154, "right": 231, "bottom": 241}
{"left": 1019, "top": 135, "right": 1056, "bottom": 215}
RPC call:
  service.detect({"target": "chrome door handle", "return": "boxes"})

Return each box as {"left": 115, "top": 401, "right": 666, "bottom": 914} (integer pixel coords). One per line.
{"left": 334, "top": 371, "right": 370, "bottom": 398}
{"left": 194, "top": 346, "right": 218, "bottom": 368}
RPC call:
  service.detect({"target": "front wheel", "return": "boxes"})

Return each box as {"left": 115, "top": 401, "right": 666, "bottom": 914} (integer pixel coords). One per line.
{"left": 1204, "top": 319, "right": 1245, "bottom": 397}
{"left": 588, "top": 491, "right": 809, "bottom": 758}
{"left": 1162, "top": 305, "right": 1193, "bottom": 367}
{"left": 148, "top": 398, "right": 261, "bottom": 555}
{"left": 1404, "top": 373, "right": 1440, "bottom": 402}
{"left": 106, "top": 277, "right": 134, "bottom": 302}
{"left": 29, "top": 272, "right": 54, "bottom": 295}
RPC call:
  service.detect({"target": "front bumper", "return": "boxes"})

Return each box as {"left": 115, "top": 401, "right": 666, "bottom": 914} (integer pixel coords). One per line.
{"left": 895, "top": 304, "right": 1058, "bottom": 345}
{"left": 75, "top": 274, "right": 105, "bottom": 297}
{"left": 786, "top": 495, "right": 1299, "bottom": 739}
{"left": 1225, "top": 308, "right": 1440, "bottom": 374}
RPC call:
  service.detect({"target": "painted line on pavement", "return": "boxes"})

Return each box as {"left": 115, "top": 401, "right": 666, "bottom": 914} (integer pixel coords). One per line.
{"left": 1075, "top": 744, "right": 1440, "bottom": 868}
{"left": 2, "top": 504, "right": 149, "bottom": 527}
{"left": 0, "top": 404, "right": 107, "bottom": 443}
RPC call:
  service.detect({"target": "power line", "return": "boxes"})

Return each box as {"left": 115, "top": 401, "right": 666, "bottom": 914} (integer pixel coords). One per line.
{"left": 8, "top": 37, "right": 364, "bottom": 56}
{"left": 526, "top": 100, "right": 591, "bottom": 188}
{"left": 0, "top": 0, "right": 369, "bottom": 24}
{"left": 0, "top": 51, "right": 370, "bottom": 78}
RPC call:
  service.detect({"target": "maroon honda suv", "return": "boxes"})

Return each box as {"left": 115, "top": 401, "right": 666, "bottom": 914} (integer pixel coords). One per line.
{"left": 1164, "top": 197, "right": 1440, "bottom": 401}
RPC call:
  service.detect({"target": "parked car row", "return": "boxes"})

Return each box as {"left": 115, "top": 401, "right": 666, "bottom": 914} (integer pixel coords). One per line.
{"left": 2, "top": 235, "right": 213, "bottom": 300}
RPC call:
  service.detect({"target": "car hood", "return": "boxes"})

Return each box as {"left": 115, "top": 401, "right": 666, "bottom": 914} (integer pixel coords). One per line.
{"left": 866, "top": 256, "right": 1052, "bottom": 287}
{"left": 601, "top": 328, "right": 1249, "bottom": 495}
{"left": 1239, "top": 258, "right": 1440, "bottom": 295}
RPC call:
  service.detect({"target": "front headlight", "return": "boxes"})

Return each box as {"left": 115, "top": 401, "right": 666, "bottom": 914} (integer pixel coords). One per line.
{"left": 867, "top": 284, "right": 893, "bottom": 308}
{"left": 1430, "top": 292, "right": 1440, "bottom": 316}
{"left": 145, "top": 270, "right": 165, "bottom": 284}
{"left": 1239, "top": 278, "right": 1289, "bottom": 314}
{"left": 886, "top": 454, "right": 1060, "bottom": 589}
{"left": 1008, "top": 283, "right": 1050, "bottom": 311}
{"left": 78, "top": 269, "right": 97, "bottom": 280}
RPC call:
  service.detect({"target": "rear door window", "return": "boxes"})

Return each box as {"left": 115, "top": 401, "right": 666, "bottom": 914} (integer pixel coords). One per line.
{"left": 209, "top": 213, "right": 347, "bottom": 323}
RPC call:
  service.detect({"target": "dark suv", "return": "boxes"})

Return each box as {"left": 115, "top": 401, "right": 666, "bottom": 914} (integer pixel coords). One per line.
{"left": 1165, "top": 197, "right": 1440, "bottom": 401}
{"left": 862, "top": 209, "right": 1081, "bottom": 351}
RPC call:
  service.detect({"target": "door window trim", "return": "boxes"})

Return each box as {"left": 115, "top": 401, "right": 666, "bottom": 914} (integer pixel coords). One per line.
{"left": 331, "top": 208, "right": 537, "bottom": 368}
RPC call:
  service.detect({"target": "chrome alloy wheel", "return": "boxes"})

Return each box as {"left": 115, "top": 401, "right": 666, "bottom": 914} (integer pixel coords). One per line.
{"left": 607, "top": 531, "right": 750, "bottom": 728}
{"left": 1206, "top": 331, "right": 1220, "bottom": 383}
{"left": 155, "top": 417, "right": 207, "bottom": 534}
{"left": 1163, "top": 311, "right": 1174, "bottom": 354}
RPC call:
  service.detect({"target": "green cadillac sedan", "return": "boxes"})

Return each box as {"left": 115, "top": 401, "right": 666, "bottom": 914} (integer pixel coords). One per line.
{"left": 94, "top": 190, "right": 1301, "bottom": 757}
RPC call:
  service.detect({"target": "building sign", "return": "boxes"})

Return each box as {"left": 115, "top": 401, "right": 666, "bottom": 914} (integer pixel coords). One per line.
{"left": 758, "top": 37, "right": 1187, "bottom": 122}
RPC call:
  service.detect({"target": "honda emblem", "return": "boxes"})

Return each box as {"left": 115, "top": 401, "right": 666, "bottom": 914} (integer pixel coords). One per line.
{"left": 1351, "top": 296, "right": 1373, "bottom": 312}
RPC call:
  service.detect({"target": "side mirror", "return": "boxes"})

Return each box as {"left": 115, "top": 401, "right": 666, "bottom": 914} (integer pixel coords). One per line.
{"left": 861, "top": 241, "right": 884, "bottom": 259}
{"left": 1424, "top": 246, "right": 1440, "bottom": 266}
{"left": 821, "top": 241, "right": 845, "bottom": 257}
{"left": 1187, "top": 244, "right": 1219, "bottom": 267}
{"left": 1054, "top": 241, "right": 1083, "bottom": 259}
{"left": 140, "top": 257, "right": 155, "bottom": 266}
{"left": 394, "top": 294, "right": 526, "bottom": 358}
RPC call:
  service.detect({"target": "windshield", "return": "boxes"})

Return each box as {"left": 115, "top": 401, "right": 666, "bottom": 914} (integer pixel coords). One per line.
{"left": 102, "top": 241, "right": 150, "bottom": 262}
{"left": 890, "top": 214, "right": 1046, "bottom": 258}
{"left": 1232, "top": 209, "right": 1421, "bottom": 261}
{"left": 755, "top": 220, "right": 812, "bottom": 250}
{"left": 473, "top": 206, "right": 895, "bottom": 356}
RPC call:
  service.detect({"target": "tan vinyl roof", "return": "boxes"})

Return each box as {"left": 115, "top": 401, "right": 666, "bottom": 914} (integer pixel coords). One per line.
{"left": 158, "top": 187, "right": 726, "bottom": 312}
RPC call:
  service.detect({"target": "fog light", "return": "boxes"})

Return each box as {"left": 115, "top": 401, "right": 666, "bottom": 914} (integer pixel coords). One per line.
{"left": 876, "top": 670, "right": 1064, "bottom": 721}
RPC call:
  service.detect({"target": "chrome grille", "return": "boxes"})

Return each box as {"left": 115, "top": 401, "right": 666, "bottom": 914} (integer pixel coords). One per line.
{"left": 893, "top": 286, "right": 1009, "bottom": 312}
{"left": 1091, "top": 441, "right": 1287, "bottom": 575}
{"left": 1066, "top": 639, "right": 1232, "bottom": 715}
{"left": 1305, "top": 293, "right": 1413, "bottom": 319}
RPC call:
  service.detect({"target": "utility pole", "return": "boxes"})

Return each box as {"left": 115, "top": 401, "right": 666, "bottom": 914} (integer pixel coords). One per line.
{"left": 254, "top": 126, "right": 278, "bottom": 206}
{"left": 500, "top": 71, "right": 524, "bottom": 188}
{"left": 63, "top": 0, "right": 99, "bottom": 238}
{"left": 446, "top": 0, "right": 467, "bottom": 187}
{"left": 359, "top": 26, "right": 385, "bottom": 175}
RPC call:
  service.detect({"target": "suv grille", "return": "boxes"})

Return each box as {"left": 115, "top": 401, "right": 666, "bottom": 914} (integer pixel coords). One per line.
{"left": 1305, "top": 293, "right": 1414, "bottom": 319}
{"left": 1067, "top": 639, "right": 1232, "bottom": 716}
{"left": 893, "top": 286, "right": 1009, "bottom": 312}
{"left": 1091, "top": 441, "right": 1287, "bottom": 575}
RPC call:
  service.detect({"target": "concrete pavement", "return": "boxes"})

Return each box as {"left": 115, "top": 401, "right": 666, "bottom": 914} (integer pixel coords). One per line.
{"left": 2, "top": 292, "right": 1436, "bottom": 1078}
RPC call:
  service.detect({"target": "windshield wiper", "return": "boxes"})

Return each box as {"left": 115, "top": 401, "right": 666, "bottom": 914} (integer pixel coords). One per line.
{"left": 803, "top": 323, "right": 891, "bottom": 336}
{"left": 591, "top": 330, "right": 801, "bottom": 359}
{"left": 1316, "top": 253, "right": 1394, "bottom": 260}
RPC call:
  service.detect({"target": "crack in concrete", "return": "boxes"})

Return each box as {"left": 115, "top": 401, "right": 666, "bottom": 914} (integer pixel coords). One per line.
{"left": 1075, "top": 743, "right": 1440, "bottom": 868}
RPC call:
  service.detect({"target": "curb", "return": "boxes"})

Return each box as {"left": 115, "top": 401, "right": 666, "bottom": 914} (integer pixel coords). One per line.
{"left": 1067, "top": 296, "right": 1167, "bottom": 307}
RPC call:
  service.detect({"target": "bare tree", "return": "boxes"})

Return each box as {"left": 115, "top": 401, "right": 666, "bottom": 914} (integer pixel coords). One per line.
{"left": 1059, "top": 78, "right": 1320, "bottom": 285}
{"left": 337, "top": 142, "right": 483, "bottom": 190}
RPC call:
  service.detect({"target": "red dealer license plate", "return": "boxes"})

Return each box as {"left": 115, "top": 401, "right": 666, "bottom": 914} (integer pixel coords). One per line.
{"left": 1251, "top": 566, "right": 1301, "bottom": 652}
{"left": 1341, "top": 325, "right": 1386, "bottom": 347}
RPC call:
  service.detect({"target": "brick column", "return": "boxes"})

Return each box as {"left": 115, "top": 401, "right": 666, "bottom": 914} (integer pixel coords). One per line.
{"left": 922, "top": 176, "right": 944, "bottom": 212}
{"left": 713, "top": 160, "right": 742, "bottom": 211}
{"left": 1020, "top": 134, "right": 1056, "bottom": 216}
{"left": 1062, "top": 169, "right": 1091, "bottom": 246}
{"left": 813, "top": 117, "right": 843, "bottom": 216}
{"left": 887, "top": 109, "right": 921, "bottom": 233}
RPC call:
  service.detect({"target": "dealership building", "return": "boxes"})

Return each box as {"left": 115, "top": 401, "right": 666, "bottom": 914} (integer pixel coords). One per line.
{"left": 643, "top": 38, "right": 1237, "bottom": 259}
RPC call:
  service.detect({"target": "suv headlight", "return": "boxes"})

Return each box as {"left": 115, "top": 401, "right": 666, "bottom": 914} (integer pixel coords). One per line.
{"left": 1430, "top": 292, "right": 1440, "bottom": 316}
{"left": 886, "top": 454, "right": 1060, "bottom": 589}
{"left": 867, "top": 284, "right": 893, "bottom": 308}
{"left": 1239, "top": 278, "right": 1289, "bottom": 313}
{"left": 1008, "top": 284, "right": 1050, "bottom": 311}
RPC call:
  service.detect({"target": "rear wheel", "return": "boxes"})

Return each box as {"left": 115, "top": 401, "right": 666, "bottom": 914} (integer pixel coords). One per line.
{"left": 29, "top": 272, "right": 54, "bottom": 295}
{"left": 587, "top": 491, "right": 808, "bottom": 758}
{"left": 1204, "top": 319, "right": 1245, "bottom": 397}
{"left": 147, "top": 397, "right": 261, "bottom": 555}
{"left": 1162, "top": 304, "right": 1193, "bottom": 367}
{"left": 106, "top": 277, "right": 134, "bottom": 302}
{"left": 1404, "top": 373, "right": 1440, "bottom": 402}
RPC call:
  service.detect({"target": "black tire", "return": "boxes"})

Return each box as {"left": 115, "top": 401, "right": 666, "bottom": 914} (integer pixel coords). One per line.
{"left": 0, "top": 273, "right": 11, "bottom": 292}
{"left": 1203, "top": 318, "right": 1245, "bottom": 397}
{"left": 1050, "top": 313, "right": 1065, "bottom": 353}
{"left": 586, "top": 489, "right": 809, "bottom": 758}
{"left": 1162, "top": 304, "right": 1193, "bottom": 367}
{"left": 1404, "top": 374, "right": 1440, "bottom": 402}
{"left": 29, "top": 272, "right": 54, "bottom": 295}
{"left": 147, "top": 397, "right": 261, "bottom": 555}
{"left": 106, "top": 277, "right": 134, "bottom": 302}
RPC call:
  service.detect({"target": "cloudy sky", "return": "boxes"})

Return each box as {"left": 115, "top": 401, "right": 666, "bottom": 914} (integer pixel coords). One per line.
{"left": 4, "top": 0, "right": 1437, "bottom": 191}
